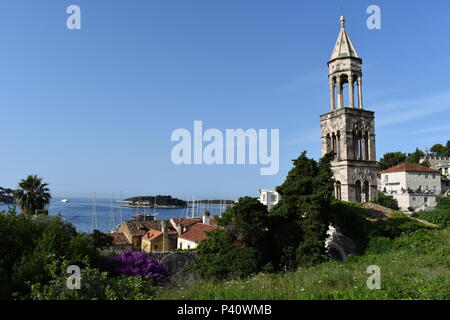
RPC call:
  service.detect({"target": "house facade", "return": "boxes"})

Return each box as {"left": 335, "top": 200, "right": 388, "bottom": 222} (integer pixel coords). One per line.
{"left": 118, "top": 219, "right": 177, "bottom": 251}
{"left": 177, "top": 223, "right": 222, "bottom": 250}
{"left": 379, "top": 163, "right": 441, "bottom": 212}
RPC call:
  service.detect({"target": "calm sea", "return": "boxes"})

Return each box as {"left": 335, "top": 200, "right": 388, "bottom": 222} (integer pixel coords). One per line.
{"left": 0, "top": 197, "right": 227, "bottom": 233}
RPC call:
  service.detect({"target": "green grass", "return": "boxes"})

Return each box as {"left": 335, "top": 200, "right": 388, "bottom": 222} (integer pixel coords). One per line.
{"left": 157, "top": 229, "right": 450, "bottom": 300}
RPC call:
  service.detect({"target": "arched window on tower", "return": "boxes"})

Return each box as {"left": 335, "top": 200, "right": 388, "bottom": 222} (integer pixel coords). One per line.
{"left": 364, "top": 132, "right": 369, "bottom": 161}
{"left": 354, "top": 131, "right": 363, "bottom": 160}
{"left": 355, "top": 180, "right": 362, "bottom": 203}
{"left": 335, "top": 181, "right": 342, "bottom": 200}
{"left": 363, "top": 181, "right": 370, "bottom": 203}
{"left": 326, "top": 133, "right": 332, "bottom": 153}
{"left": 332, "top": 133, "right": 337, "bottom": 159}
{"left": 341, "top": 74, "right": 349, "bottom": 107}
{"left": 336, "top": 131, "right": 341, "bottom": 160}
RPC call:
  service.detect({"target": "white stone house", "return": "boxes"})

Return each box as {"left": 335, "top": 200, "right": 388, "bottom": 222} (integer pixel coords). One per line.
{"left": 258, "top": 189, "right": 280, "bottom": 210}
{"left": 176, "top": 211, "right": 221, "bottom": 250}
{"left": 379, "top": 163, "right": 442, "bottom": 212}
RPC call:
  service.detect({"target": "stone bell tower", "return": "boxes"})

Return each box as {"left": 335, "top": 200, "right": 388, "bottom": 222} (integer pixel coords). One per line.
{"left": 320, "top": 16, "right": 378, "bottom": 203}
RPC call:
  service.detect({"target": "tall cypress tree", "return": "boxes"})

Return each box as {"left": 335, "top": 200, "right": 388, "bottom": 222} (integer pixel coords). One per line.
{"left": 270, "top": 151, "right": 334, "bottom": 268}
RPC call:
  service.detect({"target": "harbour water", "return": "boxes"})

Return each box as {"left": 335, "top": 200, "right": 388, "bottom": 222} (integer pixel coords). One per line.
{"left": 0, "top": 197, "right": 228, "bottom": 233}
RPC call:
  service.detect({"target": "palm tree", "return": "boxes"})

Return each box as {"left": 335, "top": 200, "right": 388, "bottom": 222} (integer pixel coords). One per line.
{"left": 15, "top": 175, "right": 51, "bottom": 215}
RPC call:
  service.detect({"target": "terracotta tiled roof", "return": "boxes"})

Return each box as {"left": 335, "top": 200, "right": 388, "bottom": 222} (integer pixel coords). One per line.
{"left": 171, "top": 217, "right": 220, "bottom": 228}
{"left": 179, "top": 224, "right": 222, "bottom": 243}
{"left": 381, "top": 163, "right": 441, "bottom": 174}
{"left": 107, "top": 232, "right": 131, "bottom": 246}
{"left": 124, "top": 220, "right": 175, "bottom": 236}
{"left": 142, "top": 229, "right": 163, "bottom": 241}
{"left": 171, "top": 218, "right": 202, "bottom": 228}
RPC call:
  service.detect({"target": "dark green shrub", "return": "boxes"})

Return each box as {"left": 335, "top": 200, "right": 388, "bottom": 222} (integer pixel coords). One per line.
{"left": 374, "top": 193, "right": 399, "bottom": 210}
{"left": 417, "top": 209, "right": 450, "bottom": 228}
{"left": 31, "top": 267, "right": 156, "bottom": 300}
{"left": 365, "top": 237, "right": 394, "bottom": 255}
{"left": 194, "top": 229, "right": 261, "bottom": 280}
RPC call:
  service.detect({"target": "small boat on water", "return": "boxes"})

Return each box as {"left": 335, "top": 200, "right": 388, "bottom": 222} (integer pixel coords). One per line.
{"left": 60, "top": 199, "right": 69, "bottom": 203}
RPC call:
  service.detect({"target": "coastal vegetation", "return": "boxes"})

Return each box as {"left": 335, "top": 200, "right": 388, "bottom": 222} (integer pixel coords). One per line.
{"left": 0, "top": 208, "right": 167, "bottom": 300}
{"left": 14, "top": 175, "right": 51, "bottom": 215}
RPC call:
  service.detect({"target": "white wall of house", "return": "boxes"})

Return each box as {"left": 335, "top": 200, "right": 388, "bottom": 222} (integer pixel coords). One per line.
{"left": 177, "top": 237, "right": 197, "bottom": 250}
{"left": 379, "top": 171, "right": 441, "bottom": 212}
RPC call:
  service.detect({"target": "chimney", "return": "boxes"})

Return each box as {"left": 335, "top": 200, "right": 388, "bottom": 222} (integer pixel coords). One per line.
{"left": 202, "top": 210, "right": 211, "bottom": 225}
{"left": 175, "top": 223, "right": 182, "bottom": 236}
{"left": 161, "top": 220, "right": 169, "bottom": 252}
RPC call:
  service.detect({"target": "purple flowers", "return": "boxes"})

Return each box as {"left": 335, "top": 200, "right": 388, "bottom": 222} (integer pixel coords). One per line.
{"left": 113, "top": 250, "right": 169, "bottom": 281}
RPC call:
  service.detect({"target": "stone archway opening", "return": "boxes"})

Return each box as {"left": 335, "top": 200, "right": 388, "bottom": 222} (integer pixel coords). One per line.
{"left": 335, "top": 181, "right": 342, "bottom": 200}
{"left": 363, "top": 181, "right": 370, "bottom": 203}
{"left": 355, "top": 180, "right": 362, "bottom": 203}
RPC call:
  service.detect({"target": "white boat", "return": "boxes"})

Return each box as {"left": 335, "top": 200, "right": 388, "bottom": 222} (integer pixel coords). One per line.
{"left": 60, "top": 199, "right": 69, "bottom": 203}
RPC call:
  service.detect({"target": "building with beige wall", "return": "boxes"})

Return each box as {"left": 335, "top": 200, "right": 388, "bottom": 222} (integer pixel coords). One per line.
{"left": 379, "top": 163, "right": 441, "bottom": 212}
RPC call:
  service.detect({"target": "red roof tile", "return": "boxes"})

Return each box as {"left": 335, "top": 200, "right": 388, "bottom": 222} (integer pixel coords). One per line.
{"left": 381, "top": 163, "right": 441, "bottom": 174}
{"left": 142, "top": 229, "right": 163, "bottom": 241}
{"left": 171, "top": 218, "right": 202, "bottom": 228}
{"left": 179, "top": 224, "right": 222, "bottom": 243}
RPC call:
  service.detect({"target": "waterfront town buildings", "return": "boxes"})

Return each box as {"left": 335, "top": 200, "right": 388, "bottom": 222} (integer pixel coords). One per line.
{"left": 113, "top": 211, "right": 221, "bottom": 252}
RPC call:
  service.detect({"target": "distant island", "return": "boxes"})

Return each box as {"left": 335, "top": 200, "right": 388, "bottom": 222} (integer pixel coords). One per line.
{"left": 116, "top": 195, "right": 236, "bottom": 209}
{"left": 0, "top": 187, "right": 15, "bottom": 205}
{"left": 120, "top": 195, "right": 187, "bottom": 208}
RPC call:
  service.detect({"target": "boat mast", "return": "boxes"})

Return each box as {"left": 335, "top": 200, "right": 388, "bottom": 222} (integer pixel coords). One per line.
{"left": 92, "top": 192, "right": 98, "bottom": 232}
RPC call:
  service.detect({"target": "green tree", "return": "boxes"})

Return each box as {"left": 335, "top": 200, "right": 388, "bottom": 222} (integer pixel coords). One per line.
{"left": 270, "top": 152, "right": 335, "bottom": 268}
{"left": 217, "top": 196, "right": 269, "bottom": 247}
{"left": 430, "top": 141, "right": 450, "bottom": 157}
{"left": 405, "top": 148, "right": 425, "bottom": 164}
{"left": 195, "top": 229, "right": 260, "bottom": 280}
{"left": 377, "top": 152, "right": 406, "bottom": 170}
{"left": 374, "top": 193, "right": 399, "bottom": 210}
{"left": 14, "top": 175, "right": 51, "bottom": 215}
{"left": 0, "top": 211, "right": 100, "bottom": 299}
{"left": 92, "top": 229, "right": 113, "bottom": 248}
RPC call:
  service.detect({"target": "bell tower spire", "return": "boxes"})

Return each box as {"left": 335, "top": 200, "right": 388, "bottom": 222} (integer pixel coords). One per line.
{"left": 320, "top": 16, "right": 378, "bottom": 204}
{"left": 328, "top": 16, "right": 363, "bottom": 111}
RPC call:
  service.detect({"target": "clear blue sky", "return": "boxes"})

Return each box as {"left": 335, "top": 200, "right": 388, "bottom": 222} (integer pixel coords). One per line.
{"left": 1, "top": 0, "right": 449, "bottom": 199}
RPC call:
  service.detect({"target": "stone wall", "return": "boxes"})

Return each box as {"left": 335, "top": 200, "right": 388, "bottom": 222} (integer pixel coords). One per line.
{"left": 150, "top": 251, "right": 198, "bottom": 282}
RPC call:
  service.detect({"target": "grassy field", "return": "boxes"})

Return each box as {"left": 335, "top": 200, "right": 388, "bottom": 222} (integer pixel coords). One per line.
{"left": 157, "top": 228, "right": 450, "bottom": 300}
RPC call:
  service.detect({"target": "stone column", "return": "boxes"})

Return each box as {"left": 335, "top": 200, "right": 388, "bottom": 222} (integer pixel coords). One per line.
{"left": 357, "top": 76, "right": 363, "bottom": 109}
{"left": 349, "top": 75, "right": 354, "bottom": 108}
{"left": 329, "top": 80, "right": 335, "bottom": 111}
{"left": 337, "top": 78, "right": 343, "bottom": 108}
